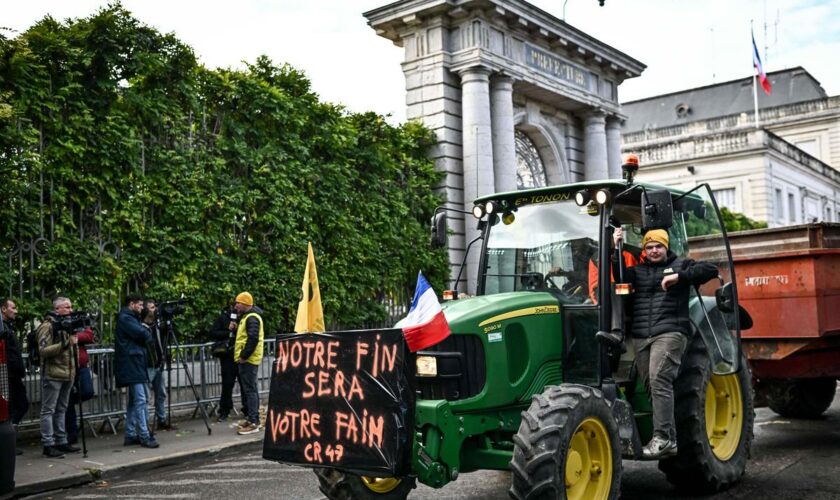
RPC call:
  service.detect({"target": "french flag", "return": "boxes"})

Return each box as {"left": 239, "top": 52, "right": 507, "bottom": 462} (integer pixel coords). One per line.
{"left": 396, "top": 271, "right": 451, "bottom": 352}
{"left": 752, "top": 33, "right": 771, "bottom": 95}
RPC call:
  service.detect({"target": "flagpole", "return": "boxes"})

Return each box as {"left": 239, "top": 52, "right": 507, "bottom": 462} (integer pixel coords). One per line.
{"left": 751, "top": 21, "right": 760, "bottom": 129}
{"left": 753, "top": 73, "right": 760, "bottom": 129}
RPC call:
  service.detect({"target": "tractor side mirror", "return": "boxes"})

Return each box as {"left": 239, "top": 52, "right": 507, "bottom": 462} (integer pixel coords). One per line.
{"left": 431, "top": 212, "right": 447, "bottom": 248}
{"left": 715, "top": 282, "right": 735, "bottom": 313}
{"left": 642, "top": 190, "right": 674, "bottom": 230}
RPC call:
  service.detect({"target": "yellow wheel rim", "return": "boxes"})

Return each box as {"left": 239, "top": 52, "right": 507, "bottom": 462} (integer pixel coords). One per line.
{"left": 565, "top": 417, "right": 613, "bottom": 500}
{"left": 361, "top": 476, "right": 401, "bottom": 494}
{"left": 705, "top": 373, "right": 743, "bottom": 460}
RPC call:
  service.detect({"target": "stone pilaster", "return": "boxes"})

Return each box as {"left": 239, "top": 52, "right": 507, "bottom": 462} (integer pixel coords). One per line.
{"left": 584, "top": 111, "right": 608, "bottom": 180}
{"left": 460, "top": 67, "right": 494, "bottom": 294}
{"left": 491, "top": 75, "right": 516, "bottom": 193}
{"left": 605, "top": 116, "right": 623, "bottom": 179}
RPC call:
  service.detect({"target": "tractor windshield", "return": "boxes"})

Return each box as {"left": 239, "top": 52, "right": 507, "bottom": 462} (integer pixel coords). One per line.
{"left": 482, "top": 199, "right": 600, "bottom": 301}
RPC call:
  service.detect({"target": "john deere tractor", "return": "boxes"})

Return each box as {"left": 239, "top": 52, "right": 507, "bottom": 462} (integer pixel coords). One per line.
{"left": 315, "top": 161, "right": 754, "bottom": 499}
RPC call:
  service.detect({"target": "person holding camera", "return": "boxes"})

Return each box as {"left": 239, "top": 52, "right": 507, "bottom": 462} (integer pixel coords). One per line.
{"left": 232, "top": 292, "right": 264, "bottom": 435}
{"left": 142, "top": 299, "right": 172, "bottom": 430}
{"left": 209, "top": 303, "right": 242, "bottom": 422}
{"left": 115, "top": 294, "right": 159, "bottom": 448}
{"left": 36, "top": 297, "right": 82, "bottom": 458}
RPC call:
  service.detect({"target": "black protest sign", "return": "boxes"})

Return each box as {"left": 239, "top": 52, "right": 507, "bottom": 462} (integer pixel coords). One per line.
{"left": 262, "top": 329, "right": 414, "bottom": 476}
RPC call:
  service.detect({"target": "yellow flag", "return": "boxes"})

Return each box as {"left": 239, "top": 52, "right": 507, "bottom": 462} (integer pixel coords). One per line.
{"left": 294, "top": 242, "right": 325, "bottom": 333}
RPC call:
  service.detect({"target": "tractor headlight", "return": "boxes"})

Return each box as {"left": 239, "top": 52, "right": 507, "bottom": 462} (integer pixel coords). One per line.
{"left": 472, "top": 204, "right": 485, "bottom": 219}
{"left": 416, "top": 356, "right": 438, "bottom": 377}
{"left": 595, "top": 189, "right": 611, "bottom": 205}
{"left": 575, "top": 189, "right": 591, "bottom": 206}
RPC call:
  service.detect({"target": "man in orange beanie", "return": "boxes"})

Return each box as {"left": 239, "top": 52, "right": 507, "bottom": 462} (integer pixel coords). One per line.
{"left": 232, "top": 292, "right": 264, "bottom": 435}
{"left": 613, "top": 228, "right": 717, "bottom": 459}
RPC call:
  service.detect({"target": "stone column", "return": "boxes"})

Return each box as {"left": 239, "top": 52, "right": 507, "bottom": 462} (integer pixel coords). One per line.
{"left": 583, "top": 111, "right": 608, "bottom": 180}
{"left": 605, "top": 116, "right": 623, "bottom": 179}
{"left": 491, "top": 75, "right": 516, "bottom": 193}
{"left": 460, "top": 67, "right": 494, "bottom": 295}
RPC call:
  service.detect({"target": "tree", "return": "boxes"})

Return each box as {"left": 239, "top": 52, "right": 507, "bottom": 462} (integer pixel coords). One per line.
{"left": 0, "top": 5, "right": 448, "bottom": 339}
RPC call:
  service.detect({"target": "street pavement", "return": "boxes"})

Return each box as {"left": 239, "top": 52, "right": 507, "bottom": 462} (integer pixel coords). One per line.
{"left": 11, "top": 387, "right": 840, "bottom": 499}
{"left": 8, "top": 416, "right": 262, "bottom": 499}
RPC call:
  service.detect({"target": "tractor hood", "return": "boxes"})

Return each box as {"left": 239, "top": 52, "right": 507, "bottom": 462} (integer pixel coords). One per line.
{"left": 441, "top": 291, "right": 561, "bottom": 333}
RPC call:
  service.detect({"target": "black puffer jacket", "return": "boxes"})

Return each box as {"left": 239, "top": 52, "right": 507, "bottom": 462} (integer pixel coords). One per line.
{"left": 618, "top": 251, "right": 718, "bottom": 339}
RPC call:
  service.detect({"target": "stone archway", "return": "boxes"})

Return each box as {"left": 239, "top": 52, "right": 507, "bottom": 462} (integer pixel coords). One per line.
{"left": 514, "top": 110, "right": 571, "bottom": 187}
{"left": 366, "top": 0, "right": 644, "bottom": 293}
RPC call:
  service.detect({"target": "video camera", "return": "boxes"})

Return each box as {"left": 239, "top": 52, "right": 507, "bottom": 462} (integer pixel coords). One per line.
{"left": 54, "top": 311, "right": 96, "bottom": 334}
{"left": 157, "top": 299, "right": 188, "bottom": 319}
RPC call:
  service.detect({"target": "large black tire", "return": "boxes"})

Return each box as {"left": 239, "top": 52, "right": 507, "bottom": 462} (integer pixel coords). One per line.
{"left": 314, "top": 468, "right": 416, "bottom": 500}
{"left": 510, "top": 385, "right": 621, "bottom": 500}
{"left": 659, "top": 334, "right": 754, "bottom": 493}
{"left": 766, "top": 378, "right": 837, "bottom": 419}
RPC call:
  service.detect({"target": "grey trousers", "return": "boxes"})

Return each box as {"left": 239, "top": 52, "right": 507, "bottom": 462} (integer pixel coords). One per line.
{"left": 634, "top": 332, "right": 688, "bottom": 441}
{"left": 238, "top": 363, "right": 260, "bottom": 424}
{"left": 40, "top": 378, "right": 73, "bottom": 446}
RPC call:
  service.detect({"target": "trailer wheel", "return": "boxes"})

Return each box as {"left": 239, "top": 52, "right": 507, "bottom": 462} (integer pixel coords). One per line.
{"left": 314, "top": 469, "right": 415, "bottom": 500}
{"left": 510, "top": 384, "right": 621, "bottom": 500}
{"left": 766, "top": 377, "right": 837, "bottom": 419}
{"left": 659, "top": 334, "right": 754, "bottom": 493}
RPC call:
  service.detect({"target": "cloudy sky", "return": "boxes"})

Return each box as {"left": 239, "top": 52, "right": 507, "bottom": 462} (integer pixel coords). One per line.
{"left": 5, "top": 0, "right": 839, "bottom": 122}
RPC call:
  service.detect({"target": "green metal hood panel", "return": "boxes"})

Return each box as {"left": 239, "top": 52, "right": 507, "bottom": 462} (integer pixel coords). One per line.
{"left": 438, "top": 291, "right": 565, "bottom": 412}
{"left": 441, "top": 291, "right": 559, "bottom": 329}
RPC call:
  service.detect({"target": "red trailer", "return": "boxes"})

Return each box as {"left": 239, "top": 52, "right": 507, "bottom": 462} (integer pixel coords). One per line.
{"left": 725, "top": 223, "right": 840, "bottom": 417}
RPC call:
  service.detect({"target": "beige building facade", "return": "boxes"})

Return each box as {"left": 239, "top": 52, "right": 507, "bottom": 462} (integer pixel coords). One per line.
{"left": 622, "top": 68, "right": 840, "bottom": 227}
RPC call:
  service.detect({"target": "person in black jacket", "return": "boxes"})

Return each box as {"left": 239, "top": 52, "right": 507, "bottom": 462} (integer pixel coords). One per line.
{"left": 2, "top": 299, "right": 27, "bottom": 455}
{"left": 115, "top": 294, "right": 158, "bottom": 448}
{"left": 208, "top": 304, "right": 242, "bottom": 422}
{"left": 613, "top": 228, "right": 718, "bottom": 459}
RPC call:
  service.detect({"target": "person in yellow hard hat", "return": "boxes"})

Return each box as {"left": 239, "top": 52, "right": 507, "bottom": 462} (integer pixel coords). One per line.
{"left": 231, "top": 292, "right": 264, "bottom": 435}
{"left": 613, "top": 228, "right": 718, "bottom": 459}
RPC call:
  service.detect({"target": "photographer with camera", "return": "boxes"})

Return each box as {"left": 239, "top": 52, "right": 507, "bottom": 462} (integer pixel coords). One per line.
{"left": 232, "top": 292, "right": 264, "bottom": 435}
{"left": 208, "top": 303, "right": 242, "bottom": 422}
{"left": 115, "top": 294, "right": 159, "bottom": 449}
{"left": 36, "top": 297, "right": 82, "bottom": 458}
{"left": 2, "top": 299, "right": 28, "bottom": 455}
{"left": 142, "top": 299, "right": 173, "bottom": 430}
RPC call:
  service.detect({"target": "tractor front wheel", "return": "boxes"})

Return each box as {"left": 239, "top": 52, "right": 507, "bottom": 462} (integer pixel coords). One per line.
{"left": 510, "top": 384, "right": 621, "bottom": 500}
{"left": 766, "top": 377, "right": 837, "bottom": 419}
{"left": 659, "top": 334, "right": 754, "bottom": 493}
{"left": 314, "top": 469, "right": 416, "bottom": 500}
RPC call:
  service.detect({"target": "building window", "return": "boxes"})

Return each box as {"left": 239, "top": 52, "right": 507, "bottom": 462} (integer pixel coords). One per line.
{"left": 713, "top": 188, "right": 737, "bottom": 212}
{"left": 515, "top": 130, "right": 547, "bottom": 189}
{"left": 788, "top": 192, "right": 797, "bottom": 223}
{"left": 827, "top": 206, "right": 834, "bottom": 222}
{"left": 774, "top": 188, "right": 783, "bottom": 221}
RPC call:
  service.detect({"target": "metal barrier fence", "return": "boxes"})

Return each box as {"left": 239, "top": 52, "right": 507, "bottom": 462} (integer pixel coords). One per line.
{"left": 19, "top": 338, "right": 278, "bottom": 433}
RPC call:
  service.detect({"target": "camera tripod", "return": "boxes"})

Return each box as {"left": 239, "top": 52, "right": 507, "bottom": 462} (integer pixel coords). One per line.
{"left": 158, "top": 316, "right": 212, "bottom": 435}
{"left": 71, "top": 343, "right": 88, "bottom": 457}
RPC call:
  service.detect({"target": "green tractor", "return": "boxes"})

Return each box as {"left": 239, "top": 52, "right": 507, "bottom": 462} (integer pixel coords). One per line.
{"left": 316, "top": 163, "right": 754, "bottom": 499}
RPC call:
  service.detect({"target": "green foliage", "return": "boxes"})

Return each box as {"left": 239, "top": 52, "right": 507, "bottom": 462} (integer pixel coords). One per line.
{"left": 0, "top": 5, "right": 448, "bottom": 339}
{"left": 684, "top": 203, "right": 767, "bottom": 237}
{"left": 720, "top": 207, "right": 768, "bottom": 232}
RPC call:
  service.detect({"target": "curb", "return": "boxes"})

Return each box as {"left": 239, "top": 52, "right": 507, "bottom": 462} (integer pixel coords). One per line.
{"left": 12, "top": 436, "right": 264, "bottom": 499}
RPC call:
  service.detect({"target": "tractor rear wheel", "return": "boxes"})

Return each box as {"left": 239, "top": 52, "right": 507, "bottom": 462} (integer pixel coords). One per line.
{"left": 766, "top": 378, "right": 837, "bottom": 419}
{"left": 314, "top": 468, "right": 415, "bottom": 500}
{"left": 510, "top": 384, "right": 621, "bottom": 500}
{"left": 659, "top": 334, "right": 754, "bottom": 493}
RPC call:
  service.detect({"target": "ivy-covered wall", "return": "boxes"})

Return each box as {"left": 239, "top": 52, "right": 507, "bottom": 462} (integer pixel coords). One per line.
{"left": 0, "top": 5, "right": 449, "bottom": 340}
